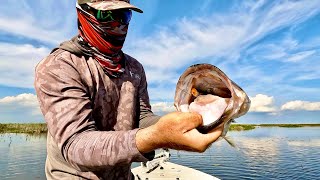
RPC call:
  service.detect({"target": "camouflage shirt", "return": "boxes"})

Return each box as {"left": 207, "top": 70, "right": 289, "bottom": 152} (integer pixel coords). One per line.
{"left": 34, "top": 48, "right": 159, "bottom": 180}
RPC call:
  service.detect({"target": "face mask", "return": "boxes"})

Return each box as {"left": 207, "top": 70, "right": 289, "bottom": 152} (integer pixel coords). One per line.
{"left": 76, "top": 4, "right": 133, "bottom": 77}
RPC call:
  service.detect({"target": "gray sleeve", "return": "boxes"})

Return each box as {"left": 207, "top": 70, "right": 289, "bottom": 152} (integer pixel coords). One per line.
{"left": 34, "top": 54, "right": 148, "bottom": 171}
{"left": 137, "top": 66, "right": 161, "bottom": 128}
{"left": 139, "top": 105, "right": 161, "bottom": 128}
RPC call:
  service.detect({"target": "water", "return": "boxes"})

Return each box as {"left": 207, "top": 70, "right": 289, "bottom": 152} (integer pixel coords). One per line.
{"left": 0, "top": 133, "right": 47, "bottom": 180}
{"left": 1, "top": 127, "right": 319, "bottom": 180}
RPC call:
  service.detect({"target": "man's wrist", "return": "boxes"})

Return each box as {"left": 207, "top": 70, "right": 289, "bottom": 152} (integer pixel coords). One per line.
{"left": 135, "top": 126, "right": 161, "bottom": 153}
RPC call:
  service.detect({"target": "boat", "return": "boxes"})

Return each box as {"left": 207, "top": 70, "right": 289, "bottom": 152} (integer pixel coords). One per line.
{"left": 131, "top": 149, "right": 220, "bottom": 180}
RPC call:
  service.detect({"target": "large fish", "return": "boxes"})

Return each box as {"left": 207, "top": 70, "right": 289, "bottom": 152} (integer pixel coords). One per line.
{"left": 174, "top": 64, "right": 250, "bottom": 141}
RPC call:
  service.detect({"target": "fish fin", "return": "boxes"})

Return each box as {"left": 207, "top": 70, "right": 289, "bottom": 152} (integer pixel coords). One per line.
{"left": 223, "top": 136, "right": 239, "bottom": 150}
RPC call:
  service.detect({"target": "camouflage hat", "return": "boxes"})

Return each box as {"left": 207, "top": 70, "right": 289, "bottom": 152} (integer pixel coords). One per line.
{"left": 77, "top": 0, "right": 143, "bottom": 13}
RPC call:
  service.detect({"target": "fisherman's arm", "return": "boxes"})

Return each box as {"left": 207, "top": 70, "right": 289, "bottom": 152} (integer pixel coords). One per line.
{"left": 34, "top": 54, "right": 150, "bottom": 172}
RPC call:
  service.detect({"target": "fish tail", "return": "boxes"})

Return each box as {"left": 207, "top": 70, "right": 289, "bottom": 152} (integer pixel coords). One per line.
{"left": 223, "top": 136, "right": 239, "bottom": 150}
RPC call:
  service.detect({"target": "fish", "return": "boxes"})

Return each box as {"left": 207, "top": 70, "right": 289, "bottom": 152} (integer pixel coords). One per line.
{"left": 174, "top": 64, "right": 251, "bottom": 141}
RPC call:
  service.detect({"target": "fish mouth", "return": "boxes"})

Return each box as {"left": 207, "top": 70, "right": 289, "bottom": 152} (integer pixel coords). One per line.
{"left": 189, "top": 88, "right": 230, "bottom": 134}
{"left": 174, "top": 63, "right": 251, "bottom": 134}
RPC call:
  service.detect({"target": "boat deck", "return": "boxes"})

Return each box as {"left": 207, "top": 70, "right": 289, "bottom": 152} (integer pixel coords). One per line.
{"left": 132, "top": 162, "right": 220, "bottom": 180}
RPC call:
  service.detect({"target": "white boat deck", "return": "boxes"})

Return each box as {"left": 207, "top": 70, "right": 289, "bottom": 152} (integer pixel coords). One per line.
{"left": 132, "top": 162, "right": 220, "bottom": 180}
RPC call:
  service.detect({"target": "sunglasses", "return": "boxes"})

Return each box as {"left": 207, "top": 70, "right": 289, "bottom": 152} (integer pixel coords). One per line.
{"left": 79, "top": 4, "right": 132, "bottom": 24}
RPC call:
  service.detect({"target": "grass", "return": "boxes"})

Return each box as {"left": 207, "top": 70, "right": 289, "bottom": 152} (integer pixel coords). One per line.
{"left": 258, "top": 124, "right": 303, "bottom": 128}
{"left": 0, "top": 123, "right": 319, "bottom": 134}
{"left": 229, "top": 124, "right": 256, "bottom": 131}
{"left": 229, "top": 123, "right": 320, "bottom": 131}
{"left": 0, "top": 123, "right": 47, "bottom": 134}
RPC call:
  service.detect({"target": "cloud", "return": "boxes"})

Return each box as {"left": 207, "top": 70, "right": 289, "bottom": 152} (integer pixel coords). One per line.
{"left": 281, "top": 101, "right": 320, "bottom": 111}
{"left": 0, "top": 43, "right": 50, "bottom": 88}
{"left": 0, "top": 0, "right": 76, "bottom": 45}
{"left": 151, "top": 102, "right": 176, "bottom": 114}
{"left": 0, "top": 93, "right": 41, "bottom": 115}
{"left": 285, "top": 50, "right": 316, "bottom": 62}
{"left": 249, "top": 94, "right": 277, "bottom": 113}
{"left": 0, "top": 93, "right": 43, "bottom": 123}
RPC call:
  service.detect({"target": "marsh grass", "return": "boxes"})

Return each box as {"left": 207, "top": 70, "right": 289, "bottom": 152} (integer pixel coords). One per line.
{"left": 258, "top": 124, "right": 304, "bottom": 128}
{"left": 230, "top": 124, "right": 256, "bottom": 131}
{"left": 229, "top": 123, "right": 320, "bottom": 131}
{"left": 0, "top": 123, "right": 47, "bottom": 134}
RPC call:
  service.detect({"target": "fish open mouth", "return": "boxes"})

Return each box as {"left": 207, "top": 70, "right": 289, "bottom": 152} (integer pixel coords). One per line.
{"left": 174, "top": 64, "right": 250, "bottom": 134}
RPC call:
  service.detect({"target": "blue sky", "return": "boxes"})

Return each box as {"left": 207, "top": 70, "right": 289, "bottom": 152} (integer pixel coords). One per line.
{"left": 0, "top": 0, "right": 320, "bottom": 124}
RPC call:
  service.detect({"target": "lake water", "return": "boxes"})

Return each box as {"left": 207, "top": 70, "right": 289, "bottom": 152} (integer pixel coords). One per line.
{"left": 0, "top": 127, "right": 319, "bottom": 180}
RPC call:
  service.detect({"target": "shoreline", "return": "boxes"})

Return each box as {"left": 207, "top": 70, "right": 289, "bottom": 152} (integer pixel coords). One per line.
{"left": 0, "top": 123, "right": 47, "bottom": 134}
{"left": 0, "top": 123, "right": 319, "bottom": 134}
{"left": 229, "top": 123, "right": 320, "bottom": 131}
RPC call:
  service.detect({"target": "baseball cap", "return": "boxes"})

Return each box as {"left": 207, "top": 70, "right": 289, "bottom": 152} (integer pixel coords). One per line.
{"left": 77, "top": 0, "right": 143, "bottom": 13}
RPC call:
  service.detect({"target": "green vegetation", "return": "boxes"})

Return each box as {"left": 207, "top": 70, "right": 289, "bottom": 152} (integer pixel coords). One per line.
{"left": 0, "top": 123, "right": 319, "bottom": 134}
{"left": 229, "top": 124, "right": 256, "bottom": 131}
{"left": 229, "top": 123, "right": 320, "bottom": 131}
{"left": 257, "top": 124, "right": 309, "bottom": 128}
{"left": 258, "top": 124, "right": 303, "bottom": 128}
{"left": 0, "top": 123, "right": 47, "bottom": 134}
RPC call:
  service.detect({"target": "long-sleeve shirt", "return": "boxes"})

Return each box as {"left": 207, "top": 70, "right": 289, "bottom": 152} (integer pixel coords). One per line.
{"left": 34, "top": 48, "right": 160, "bottom": 180}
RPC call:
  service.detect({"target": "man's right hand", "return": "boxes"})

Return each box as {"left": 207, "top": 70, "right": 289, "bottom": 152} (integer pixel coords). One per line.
{"left": 136, "top": 111, "right": 223, "bottom": 153}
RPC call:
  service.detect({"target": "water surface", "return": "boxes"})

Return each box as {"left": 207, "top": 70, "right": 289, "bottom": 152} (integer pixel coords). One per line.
{"left": 1, "top": 127, "right": 319, "bottom": 180}
{"left": 169, "top": 127, "right": 320, "bottom": 179}
{"left": 0, "top": 133, "right": 46, "bottom": 179}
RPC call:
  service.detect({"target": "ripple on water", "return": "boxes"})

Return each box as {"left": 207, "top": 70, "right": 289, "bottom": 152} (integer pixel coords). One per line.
{"left": 0, "top": 133, "right": 47, "bottom": 180}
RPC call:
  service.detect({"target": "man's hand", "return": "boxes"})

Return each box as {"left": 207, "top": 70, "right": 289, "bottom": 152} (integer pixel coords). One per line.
{"left": 136, "top": 111, "right": 223, "bottom": 153}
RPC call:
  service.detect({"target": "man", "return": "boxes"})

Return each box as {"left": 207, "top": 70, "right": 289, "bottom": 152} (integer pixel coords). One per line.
{"left": 34, "top": 0, "right": 224, "bottom": 179}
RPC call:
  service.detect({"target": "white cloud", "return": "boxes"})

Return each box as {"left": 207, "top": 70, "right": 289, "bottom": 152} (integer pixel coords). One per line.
{"left": 0, "top": 93, "right": 42, "bottom": 123}
{"left": 249, "top": 41, "right": 316, "bottom": 63}
{"left": 286, "top": 50, "right": 316, "bottom": 62}
{"left": 0, "top": 18, "right": 64, "bottom": 45}
{"left": 0, "top": 43, "right": 50, "bottom": 88}
{"left": 249, "top": 94, "right": 277, "bottom": 113}
{"left": 151, "top": 102, "right": 176, "bottom": 114}
{"left": 281, "top": 101, "right": 320, "bottom": 111}
{"left": 0, "top": 43, "right": 49, "bottom": 88}
{"left": 0, "top": 0, "right": 76, "bottom": 45}
{"left": 0, "top": 93, "right": 38, "bottom": 106}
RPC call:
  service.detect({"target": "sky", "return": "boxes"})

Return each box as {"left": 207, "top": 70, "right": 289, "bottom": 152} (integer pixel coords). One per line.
{"left": 0, "top": 0, "right": 319, "bottom": 124}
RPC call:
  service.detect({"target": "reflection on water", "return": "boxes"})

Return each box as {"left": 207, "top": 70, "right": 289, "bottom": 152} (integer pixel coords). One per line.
{"left": 169, "top": 127, "right": 320, "bottom": 180}
{"left": 0, "top": 133, "right": 47, "bottom": 180}
{"left": 1, "top": 127, "right": 319, "bottom": 180}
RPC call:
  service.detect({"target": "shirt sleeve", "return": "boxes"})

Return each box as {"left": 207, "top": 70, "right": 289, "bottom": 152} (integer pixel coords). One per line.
{"left": 137, "top": 66, "right": 161, "bottom": 128}
{"left": 34, "top": 52, "right": 149, "bottom": 171}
